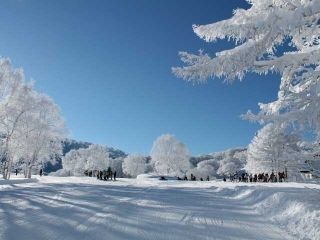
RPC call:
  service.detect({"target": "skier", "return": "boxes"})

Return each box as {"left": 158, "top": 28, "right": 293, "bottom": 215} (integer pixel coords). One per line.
{"left": 15, "top": 169, "right": 18, "bottom": 176}
{"left": 40, "top": 169, "right": 43, "bottom": 177}
{"left": 206, "top": 176, "right": 210, "bottom": 181}
{"left": 113, "top": 171, "right": 117, "bottom": 181}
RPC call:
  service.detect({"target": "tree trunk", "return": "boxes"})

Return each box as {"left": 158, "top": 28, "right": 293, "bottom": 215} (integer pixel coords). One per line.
{"left": 2, "top": 156, "right": 12, "bottom": 180}
{"left": 27, "top": 166, "right": 32, "bottom": 178}
{"left": 2, "top": 162, "right": 8, "bottom": 179}
{"left": 24, "top": 166, "right": 28, "bottom": 178}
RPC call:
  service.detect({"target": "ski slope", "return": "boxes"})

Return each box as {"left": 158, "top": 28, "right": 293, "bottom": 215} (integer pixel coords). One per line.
{"left": 0, "top": 176, "right": 319, "bottom": 240}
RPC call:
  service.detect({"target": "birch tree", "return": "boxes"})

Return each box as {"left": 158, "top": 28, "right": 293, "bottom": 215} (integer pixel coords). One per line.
{"left": 0, "top": 59, "right": 35, "bottom": 179}
{"left": 14, "top": 93, "right": 66, "bottom": 178}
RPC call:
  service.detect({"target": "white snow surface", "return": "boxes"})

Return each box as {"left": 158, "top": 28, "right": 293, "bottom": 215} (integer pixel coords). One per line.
{"left": 0, "top": 175, "right": 319, "bottom": 240}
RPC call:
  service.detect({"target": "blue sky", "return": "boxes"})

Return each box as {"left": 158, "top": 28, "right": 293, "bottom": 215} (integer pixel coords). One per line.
{"left": 0, "top": 0, "right": 281, "bottom": 155}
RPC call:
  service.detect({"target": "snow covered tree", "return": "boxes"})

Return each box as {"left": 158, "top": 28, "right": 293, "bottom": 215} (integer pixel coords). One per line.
{"left": 188, "top": 159, "right": 219, "bottom": 179}
{"left": 173, "top": 0, "right": 320, "bottom": 140}
{"left": 84, "top": 145, "right": 111, "bottom": 176}
{"left": 122, "top": 154, "right": 147, "bottom": 178}
{"left": 150, "top": 134, "right": 191, "bottom": 177}
{"left": 246, "top": 123, "right": 301, "bottom": 174}
{"left": 62, "top": 148, "right": 85, "bottom": 176}
{"left": 110, "top": 157, "right": 125, "bottom": 177}
{"left": 0, "top": 59, "right": 39, "bottom": 179}
{"left": 13, "top": 93, "right": 66, "bottom": 178}
{"left": 62, "top": 144, "right": 111, "bottom": 176}
{"left": 0, "top": 58, "right": 67, "bottom": 179}
{"left": 217, "top": 157, "right": 244, "bottom": 176}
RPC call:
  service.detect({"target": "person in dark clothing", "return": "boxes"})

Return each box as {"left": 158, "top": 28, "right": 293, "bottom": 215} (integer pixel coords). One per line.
{"left": 107, "top": 167, "right": 112, "bottom": 181}
{"left": 269, "top": 172, "right": 275, "bottom": 182}
{"left": 40, "top": 169, "right": 43, "bottom": 177}
{"left": 15, "top": 169, "right": 18, "bottom": 176}
{"left": 113, "top": 171, "right": 116, "bottom": 181}
{"left": 200, "top": 177, "right": 203, "bottom": 181}
{"left": 241, "top": 173, "right": 245, "bottom": 182}
{"left": 264, "top": 173, "right": 268, "bottom": 182}
{"left": 206, "top": 176, "right": 210, "bottom": 181}
{"left": 184, "top": 175, "right": 188, "bottom": 181}
{"left": 190, "top": 173, "right": 194, "bottom": 181}
{"left": 223, "top": 177, "right": 226, "bottom": 182}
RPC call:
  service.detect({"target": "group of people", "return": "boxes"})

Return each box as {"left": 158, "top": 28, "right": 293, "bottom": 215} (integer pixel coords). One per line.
{"left": 97, "top": 168, "right": 117, "bottom": 181}
{"left": 84, "top": 167, "right": 117, "bottom": 181}
{"left": 177, "top": 174, "right": 210, "bottom": 181}
{"left": 229, "top": 171, "right": 287, "bottom": 183}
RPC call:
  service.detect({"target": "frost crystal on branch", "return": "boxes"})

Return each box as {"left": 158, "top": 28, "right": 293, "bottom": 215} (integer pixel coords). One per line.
{"left": 174, "top": 0, "right": 320, "bottom": 138}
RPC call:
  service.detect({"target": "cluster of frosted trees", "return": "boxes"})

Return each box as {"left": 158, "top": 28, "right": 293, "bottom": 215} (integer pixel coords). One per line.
{"left": 61, "top": 134, "right": 191, "bottom": 178}
{"left": 0, "top": 59, "right": 66, "bottom": 179}
{"left": 62, "top": 144, "right": 123, "bottom": 176}
{"left": 173, "top": 0, "right": 320, "bottom": 174}
{"left": 61, "top": 134, "right": 247, "bottom": 179}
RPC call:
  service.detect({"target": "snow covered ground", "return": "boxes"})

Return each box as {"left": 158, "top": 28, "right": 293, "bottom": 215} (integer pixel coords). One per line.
{"left": 0, "top": 175, "right": 319, "bottom": 240}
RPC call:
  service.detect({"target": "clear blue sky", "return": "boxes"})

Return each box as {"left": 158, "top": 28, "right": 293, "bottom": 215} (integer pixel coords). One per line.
{"left": 0, "top": 0, "right": 280, "bottom": 155}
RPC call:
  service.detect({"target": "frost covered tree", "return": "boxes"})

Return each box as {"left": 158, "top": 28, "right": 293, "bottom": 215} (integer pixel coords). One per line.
{"left": 173, "top": 0, "right": 320, "bottom": 140}
{"left": 0, "top": 59, "right": 66, "bottom": 179}
{"left": 0, "top": 60, "right": 49, "bottom": 179}
{"left": 188, "top": 159, "right": 219, "bottom": 179}
{"left": 85, "top": 144, "right": 111, "bottom": 176}
{"left": 0, "top": 84, "right": 34, "bottom": 179}
{"left": 150, "top": 134, "right": 191, "bottom": 176}
{"left": 217, "top": 157, "right": 244, "bottom": 176}
{"left": 62, "top": 144, "right": 111, "bottom": 176}
{"left": 217, "top": 149, "right": 247, "bottom": 176}
{"left": 13, "top": 93, "right": 66, "bottom": 178}
{"left": 110, "top": 157, "right": 125, "bottom": 177}
{"left": 246, "top": 123, "right": 301, "bottom": 174}
{"left": 122, "top": 154, "right": 147, "bottom": 178}
{"left": 62, "top": 148, "right": 86, "bottom": 176}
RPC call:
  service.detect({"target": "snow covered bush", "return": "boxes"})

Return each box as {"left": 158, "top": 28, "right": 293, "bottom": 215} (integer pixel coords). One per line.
{"left": 49, "top": 169, "right": 73, "bottom": 177}
{"left": 150, "top": 134, "right": 191, "bottom": 177}
{"left": 188, "top": 148, "right": 247, "bottom": 179}
{"left": 122, "top": 154, "right": 147, "bottom": 178}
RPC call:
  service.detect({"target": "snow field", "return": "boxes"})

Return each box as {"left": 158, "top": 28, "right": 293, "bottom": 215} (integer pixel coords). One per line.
{"left": 0, "top": 176, "right": 319, "bottom": 240}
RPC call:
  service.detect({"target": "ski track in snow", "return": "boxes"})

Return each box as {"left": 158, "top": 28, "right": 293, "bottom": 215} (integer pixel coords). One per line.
{"left": 0, "top": 176, "right": 318, "bottom": 240}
